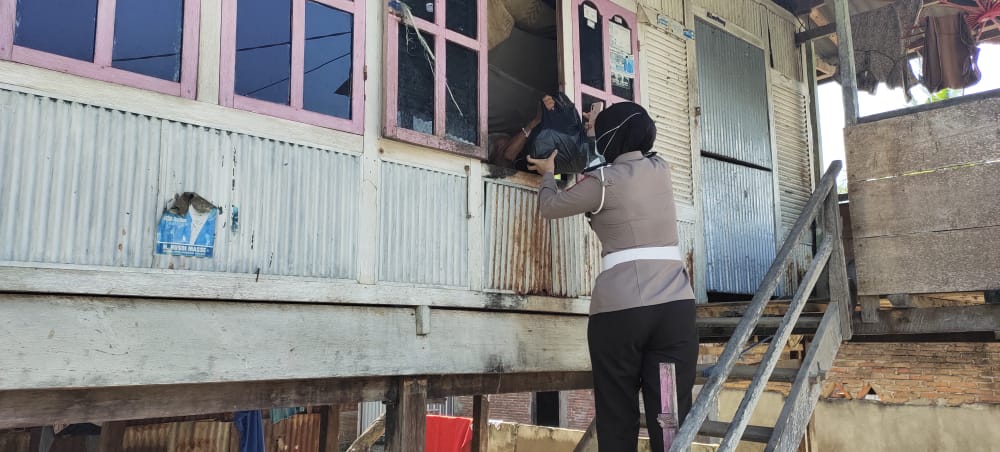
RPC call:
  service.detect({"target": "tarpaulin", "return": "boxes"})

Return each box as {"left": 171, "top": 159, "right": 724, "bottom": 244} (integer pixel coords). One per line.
{"left": 425, "top": 415, "right": 473, "bottom": 452}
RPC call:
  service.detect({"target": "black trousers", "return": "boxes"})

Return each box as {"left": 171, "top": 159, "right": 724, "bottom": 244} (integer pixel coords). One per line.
{"left": 587, "top": 299, "right": 699, "bottom": 452}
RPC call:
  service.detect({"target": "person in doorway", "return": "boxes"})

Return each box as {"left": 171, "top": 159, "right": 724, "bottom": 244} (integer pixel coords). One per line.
{"left": 527, "top": 102, "right": 698, "bottom": 452}
{"left": 488, "top": 95, "right": 557, "bottom": 169}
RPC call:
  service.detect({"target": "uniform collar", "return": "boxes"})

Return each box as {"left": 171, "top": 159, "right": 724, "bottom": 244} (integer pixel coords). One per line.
{"left": 613, "top": 151, "right": 645, "bottom": 163}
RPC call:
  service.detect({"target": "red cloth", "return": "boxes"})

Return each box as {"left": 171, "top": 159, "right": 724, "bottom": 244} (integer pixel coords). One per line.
{"left": 425, "top": 415, "right": 473, "bottom": 452}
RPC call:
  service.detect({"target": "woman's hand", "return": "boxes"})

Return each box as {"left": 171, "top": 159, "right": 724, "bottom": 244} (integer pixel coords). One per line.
{"left": 527, "top": 150, "right": 558, "bottom": 175}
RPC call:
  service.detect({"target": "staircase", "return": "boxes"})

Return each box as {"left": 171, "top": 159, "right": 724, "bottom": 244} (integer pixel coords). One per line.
{"left": 669, "top": 161, "right": 853, "bottom": 452}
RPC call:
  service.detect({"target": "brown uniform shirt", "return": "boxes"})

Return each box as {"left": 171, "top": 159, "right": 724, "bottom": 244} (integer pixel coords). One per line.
{"left": 538, "top": 151, "right": 695, "bottom": 315}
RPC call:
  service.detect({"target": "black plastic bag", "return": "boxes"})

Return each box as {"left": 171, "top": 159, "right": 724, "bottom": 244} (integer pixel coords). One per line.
{"left": 516, "top": 93, "right": 591, "bottom": 174}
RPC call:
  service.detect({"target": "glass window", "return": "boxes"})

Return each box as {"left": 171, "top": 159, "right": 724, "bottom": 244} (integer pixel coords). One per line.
{"left": 399, "top": 0, "right": 434, "bottom": 23}
{"left": 446, "top": 0, "right": 476, "bottom": 39}
{"left": 445, "top": 42, "right": 477, "bottom": 144}
{"left": 235, "top": 0, "right": 292, "bottom": 105}
{"left": 14, "top": 0, "right": 99, "bottom": 62}
{"left": 111, "top": 0, "right": 185, "bottom": 82}
{"left": 397, "top": 27, "right": 436, "bottom": 135}
{"left": 609, "top": 16, "right": 634, "bottom": 100}
{"left": 579, "top": 2, "right": 603, "bottom": 90}
{"left": 303, "top": 1, "right": 353, "bottom": 119}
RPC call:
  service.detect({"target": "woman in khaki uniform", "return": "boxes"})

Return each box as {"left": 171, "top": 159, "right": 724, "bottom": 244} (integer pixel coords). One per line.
{"left": 528, "top": 102, "right": 698, "bottom": 452}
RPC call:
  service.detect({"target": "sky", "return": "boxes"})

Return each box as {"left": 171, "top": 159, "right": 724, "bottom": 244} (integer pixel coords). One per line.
{"left": 816, "top": 43, "right": 1000, "bottom": 188}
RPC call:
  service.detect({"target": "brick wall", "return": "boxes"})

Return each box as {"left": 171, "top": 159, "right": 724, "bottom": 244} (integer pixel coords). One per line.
{"left": 564, "top": 389, "right": 595, "bottom": 430}
{"left": 454, "top": 393, "right": 534, "bottom": 425}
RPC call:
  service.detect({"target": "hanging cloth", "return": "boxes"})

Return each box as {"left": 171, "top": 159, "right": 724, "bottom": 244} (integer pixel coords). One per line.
{"left": 921, "top": 13, "right": 982, "bottom": 92}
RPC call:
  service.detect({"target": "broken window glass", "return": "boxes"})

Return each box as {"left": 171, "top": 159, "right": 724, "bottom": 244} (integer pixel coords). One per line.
{"left": 235, "top": 0, "right": 292, "bottom": 105}
{"left": 609, "top": 16, "right": 634, "bottom": 100}
{"left": 398, "top": 0, "right": 434, "bottom": 23}
{"left": 446, "top": 0, "right": 476, "bottom": 39}
{"left": 111, "top": 0, "right": 185, "bottom": 82}
{"left": 445, "top": 42, "right": 478, "bottom": 145}
{"left": 397, "top": 26, "right": 435, "bottom": 135}
{"left": 14, "top": 0, "right": 99, "bottom": 62}
{"left": 303, "top": 1, "right": 353, "bottom": 119}
{"left": 578, "top": 2, "right": 603, "bottom": 90}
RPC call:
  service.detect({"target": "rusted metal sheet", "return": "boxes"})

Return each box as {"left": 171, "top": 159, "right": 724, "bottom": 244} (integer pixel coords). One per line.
{"left": 484, "top": 181, "right": 553, "bottom": 295}
{"left": 378, "top": 162, "right": 469, "bottom": 287}
{"left": 264, "top": 414, "right": 321, "bottom": 452}
{"left": 122, "top": 421, "right": 233, "bottom": 452}
{"left": 0, "top": 87, "right": 361, "bottom": 280}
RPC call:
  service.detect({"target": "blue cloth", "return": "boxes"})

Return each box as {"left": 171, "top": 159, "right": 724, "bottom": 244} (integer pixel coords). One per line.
{"left": 234, "top": 411, "right": 265, "bottom": 452}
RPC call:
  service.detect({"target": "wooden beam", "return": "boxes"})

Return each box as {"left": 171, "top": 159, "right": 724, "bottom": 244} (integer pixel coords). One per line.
{"left": 796, "top": 23, "right": 837, "bottom": 45}
{"left": 859, "top": 295, "right": 880, "bottom": 323}
{"left": 699, "top": 421, "right": 774, "bottom": 443}
{"left": 98, "top": 422, "right": 127, "bottom": 452}
{"left": 346, "top": 414, "right": 385, "bottom": 452}
{"left": 0, "top": 372, "right": 592, "bottom": 430}
{"left": 852, "top": 304, "right": 1000, "bottom": 338}
{"left": 572, "top": 419, "right": 597, "bottom": 452}
{"left": 319, "top": 406, "right": 342, "bottom": 452}
{"left": 833, "top": 0, "right": 859, "bottom": 124}
{"left": 809, "top": 7, "right": 838, "bottom": 46}
{"left": 385, "top": 378, "right": 427, "bottom": 452}
{"left": 471, "top": 396, "right": 490, "bottom": 452}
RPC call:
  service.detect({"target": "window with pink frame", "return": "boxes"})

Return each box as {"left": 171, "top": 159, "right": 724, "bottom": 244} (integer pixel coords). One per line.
{"left": 0, "top": 0, "right": 200, "bottom": 98}
{"left": 219, "top": 0, "right": 366, "bottom": 133}
{"left": 384, "top": 0, "right": 488, "bottom": 158}
{"left": 572, "top": 0, "right": 640, "bottom": 115}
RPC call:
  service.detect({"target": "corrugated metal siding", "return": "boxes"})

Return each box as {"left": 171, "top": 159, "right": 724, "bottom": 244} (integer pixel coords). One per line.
{"left": 766, "top": 10, "right": 802, "bottom": 82}
{"left": 122, "top": 421, "right": 233, "bottom": 452}
{"left": 644, "top": 24, "right": 695, "bottom": 206}
{"left": 264, "top": 414, "right": 321, "bottom": 452}
{"left": 0, "top": 88, "right": 162, "bottom": 267}
{"left": 0, "top": 88, "right": 361, "bottom": 280}
{"left": 379, "top": 162, "right": 468, "bottom": 287}
{"left": 677, "top": 219, "right": 697, "bottom": 278}
{"left": 484, "top": 182, "right": 552, "bottom": 295}
{"left": 639, "top": 0, "right": 685, "bottom": 23}
{"left": 772, "top": 73, "right": 813, "bottom": 242}
{"left": 358, "top": 401, "right": 385, "bottom": 434}
{"left": 551, "top": 214, "right": 589, "bottom": 298}
{"left": 701, "top": 158, "right": 776, "bottom": 295}
{"left": 695, "top": 18, "right": 772, "bottom": 169}
{"left": 694, "top": 0, "right": 765, "bottom": 39}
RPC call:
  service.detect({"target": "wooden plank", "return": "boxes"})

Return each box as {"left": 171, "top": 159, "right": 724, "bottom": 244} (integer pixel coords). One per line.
{"left": 849, "top": 163, "right": 1000, "bottom": 238}
{"left": 471, "top": 395, "right": 490, "bottom": 452}
{"left": 0, "top": 265, "right": 591, "bottom": 315}
{"left": 699, "top": 421, "right": 773, "bottom": 444}
{"left": 0, "top": 294, "right": 589, "bottom": 391}
{"left": 385, "top": 378, "right": 427, "bottom": 452}
{"left": 795, "top": 23, "right": 836, "bottom": 44}
{"left": 660, "top": 363, "right": 679, "bottom": 450}
{"left": 825, "top": 187, "right": 853, "bottom": 339}
{"left": 845, "top": 97, "right": 1000, "bottom": 182}
{"left": 833, "top": 0, "right": 858, "bottom": 125}
{"left": 346, "top": 414, "right": 385, "bottom": 452}
{"left": 0, "top": 372, "right": 591, "bottom": 429}
{"left": 859, "top": 296, "right": 880, "bottom": 324}
{"left": 320, "top": 406, "right": 341, "bottom": 452}
{"left": 98, "top": 422, "right": 127, "bottom": 452}
{"left": 852, "top": 305, "right": 1000, "bottom": 337}
{"left": 572, "top": 420, "right": 597, "bottom": 452}
{"left": 854, "top": 226, "right": 1000, "bottom": 295}
{"left": 695, "top": 365, "right": 799, "bottom": 384}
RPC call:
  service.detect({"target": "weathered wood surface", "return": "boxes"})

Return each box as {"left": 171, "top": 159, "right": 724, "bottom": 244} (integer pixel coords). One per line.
{"left": 385, "top": 378, "right": 427, "bottom": 452}
{"left": 0, "top": 265, "right": 591, "bottom": 315}
{"left": 320, "top": 406, "right": 342, "bottom": 452}
{"left": 834, "top": 0, "right": 859, "bottom": 125}
{"left": 0, "top": 294, "right": 589, "bottom": 391}
{"left": 347, "top": 414, "right": 385, "bottom": 452}
{"left": 849, "top": 162, "right": 1000, "bottom": 238}
{"left": 0, "top": 372, "right": 592, "bottom": 429}
{"left": 845, "top": 97, "right": 1000, "bottom": 182}
{"left": 853, "top": 226, "right": 1000, "bottom": 295}
{"left": 852, "top": 305, "right": 1000, "bottom": 337}
{"left": 471, "top": 395, "right": 490, "bottom": 452}
{"left": 700, "top": 421, "right": 773, "bottom": 444}
{"left": 572, "top": 420, "right": 597, "bottom": 452}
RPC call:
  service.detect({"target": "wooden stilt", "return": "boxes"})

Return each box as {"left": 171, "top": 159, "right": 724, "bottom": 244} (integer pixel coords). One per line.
{"left": 658, "top": 363, "right": 679, "bottom": 452}
{"left": 385, "top": 378, "right": 427, "bottom": 452}
{"left": 319, "top": 405, "right": 341, "bottom": 452}
{"left": 98, "top": 421, "right": 127, "bottom": 452}
{"left": 471, "top": 395, "right": 490, "bottom": 452}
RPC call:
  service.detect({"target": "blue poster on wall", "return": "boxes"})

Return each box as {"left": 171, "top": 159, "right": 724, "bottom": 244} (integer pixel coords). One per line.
{"left": 156, "top": 193, "right": 218, "bottom": 258}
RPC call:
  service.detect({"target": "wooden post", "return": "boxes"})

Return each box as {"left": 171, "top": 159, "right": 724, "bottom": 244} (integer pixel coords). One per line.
{"left": 385, "top": 378, "right": 427, "bottom": 452}
{"left": 347, "top": 414, "right": 386, "bottom": 452}
{"left": 471, "top": 395, "right": 490, "bottom": 452}
{"left": 98, "top": 421, "right": 127, "bottom": 452}
{"left": 833, "top": 0, "right": 859, "bottom": 125}
{"left": 859, "top": 295, "right": 880, "bottom": 324}
{"left": 824, "top": 187, "right": 854, "bottom": 338}
{"left": 658, "top": 363, "right": 679, "bottom": 452}
{"left": 319, "top": 405, "right": 342, "bottom": 452}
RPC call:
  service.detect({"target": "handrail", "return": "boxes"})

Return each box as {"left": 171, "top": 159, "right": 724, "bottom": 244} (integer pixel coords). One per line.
{"left": 668, "top": 161, "right": 844, "bottom": 451}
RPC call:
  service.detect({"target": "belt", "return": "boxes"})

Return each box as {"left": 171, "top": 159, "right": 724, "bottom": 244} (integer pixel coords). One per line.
{"left": 601, "top": 246, "right": 682, "bottom": 272}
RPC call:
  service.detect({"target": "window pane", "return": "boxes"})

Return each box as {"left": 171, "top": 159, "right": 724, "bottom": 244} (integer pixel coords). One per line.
{"left": 609, "top": 17, "right": 634, "bottom": 100}
{"left": 445, "top": 42, "right": 477, "bottom": 145}
{"left": 303, "top": 1, "right": 353, "bottom": 119}
{"left": 111, "top": 0, "right": 184, "bottom": 82}
{"left": 397, "top": 27, "right": 435, "bottom": 135}
{"left": 398, "top": 0, "right": 434, "bottom": 23}
{"left": 446, "top": 0, "right": 476, "bottom": 39}
{"left": 235, "top": 0, "right": 292, "bottom": 105}
{"left": 14, "top": 0, "right": 98, "bottom": 62}
{"left": 578, "top": 2, "right": 603, "bottom": 90}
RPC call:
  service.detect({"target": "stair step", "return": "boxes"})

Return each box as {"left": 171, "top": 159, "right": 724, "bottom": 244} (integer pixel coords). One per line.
{"left": 697, "top": 316, "right": 822, "bottom": 341}
{"left": 698, "top": 420, "right": 774, "bottom": 443}
{"left": 694, "top": 364, "right": 798, "bottom": 384}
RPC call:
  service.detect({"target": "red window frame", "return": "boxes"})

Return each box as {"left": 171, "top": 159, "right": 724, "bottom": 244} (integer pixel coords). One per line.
{"left": 219, "top": 0, "right": 366, "bottom": 134}
{"left": 383, "top": 0, "right": 489, "bottom": 159}
{"left": 0, "top": 0, "right": 201, "bottom": 98}
{"left": 571, "top": 0, "right": 640, "bottom": 109}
